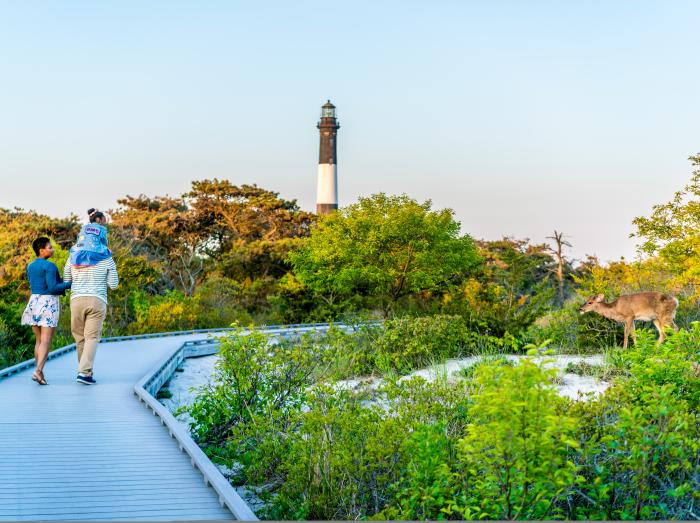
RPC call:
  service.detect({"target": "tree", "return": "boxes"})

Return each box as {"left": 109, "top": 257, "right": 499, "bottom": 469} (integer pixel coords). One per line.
{"left": 0, "top": 208, "right": 79, "bottom": 285}
{"left": 631, "top": 153, "right": 700, "bottom": 296}
{"left": 185, "top": 179, "right": 316, "bottom": 259}
{"left": 111, "top": 182, "right": 316, "bottom": 295}
{"left": 110, "top": 195, "right": 206, "bottom": 295}
{"left": 451, "top": 238, "right": 555, "bottom": 334}
{"left": 289, "top": 193, "right": 481, "bottom": 316}
{"left": 546, "top": 230, "right": 572, "bottom": 306}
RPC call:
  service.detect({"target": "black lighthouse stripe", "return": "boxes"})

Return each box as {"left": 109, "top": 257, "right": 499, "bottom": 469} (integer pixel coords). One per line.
{"left": 317, "top": 100, "right": 339, "bottom": 165}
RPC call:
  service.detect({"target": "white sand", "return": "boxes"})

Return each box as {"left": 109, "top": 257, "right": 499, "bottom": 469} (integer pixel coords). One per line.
{"left": 162, "top": 352, "right": 610, "bottom": 415}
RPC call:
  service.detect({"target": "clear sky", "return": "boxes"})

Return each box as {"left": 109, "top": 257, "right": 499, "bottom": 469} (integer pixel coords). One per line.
{"left": 1, "top": 1, "right": 698, "bottom": 263}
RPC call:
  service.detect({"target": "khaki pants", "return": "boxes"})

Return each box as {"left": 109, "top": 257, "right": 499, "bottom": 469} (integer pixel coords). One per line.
{"left": 70, "top": 296, "right": 107, "bottom": 376}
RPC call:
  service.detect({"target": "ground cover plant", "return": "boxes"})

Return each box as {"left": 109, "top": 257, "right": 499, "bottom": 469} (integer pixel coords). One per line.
{"left": 563, "top": 359, "right": 624, "bottom": 382}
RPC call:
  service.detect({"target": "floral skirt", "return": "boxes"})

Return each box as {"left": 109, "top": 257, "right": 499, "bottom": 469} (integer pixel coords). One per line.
{"left": 21, "top": 294, "right": 60, "bottom": 328}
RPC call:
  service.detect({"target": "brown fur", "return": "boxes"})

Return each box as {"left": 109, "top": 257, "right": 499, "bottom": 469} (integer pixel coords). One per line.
{"left": 579, "top": 291, "right": 679, "bottom": 350}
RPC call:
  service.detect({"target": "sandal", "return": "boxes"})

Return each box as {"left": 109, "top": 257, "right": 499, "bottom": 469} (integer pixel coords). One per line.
{"left": 32, "top": 371, "right": 48, "bottom": 385}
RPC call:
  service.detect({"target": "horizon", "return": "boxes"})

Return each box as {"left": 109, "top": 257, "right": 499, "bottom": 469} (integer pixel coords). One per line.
{"left": 1, "top": 1, "right": 699, "bottom": 263}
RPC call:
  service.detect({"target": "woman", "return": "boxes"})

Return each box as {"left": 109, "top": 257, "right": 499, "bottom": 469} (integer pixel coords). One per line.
{"left": 21, "top": 237, "right": 71, "bottom": 385}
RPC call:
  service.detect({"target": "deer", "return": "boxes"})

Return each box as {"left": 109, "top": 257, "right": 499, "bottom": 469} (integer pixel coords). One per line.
{"left": 579, "top": 291, "right": 679, "bottom": 350}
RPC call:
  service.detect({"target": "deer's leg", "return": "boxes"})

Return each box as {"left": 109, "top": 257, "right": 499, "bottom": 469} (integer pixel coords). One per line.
{"left": 630, "top": 321, "right": 637, "bottom": 347}
{"left": 623, "top": 321, "right": 631, "bottom": 350}
{"left": 653, "top": 319, "right": 665, "bottom": 345}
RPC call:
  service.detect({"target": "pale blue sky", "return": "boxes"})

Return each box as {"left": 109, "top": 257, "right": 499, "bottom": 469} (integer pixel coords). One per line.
{"left": 0, "top": 1, "right": 698, "bottom": 263}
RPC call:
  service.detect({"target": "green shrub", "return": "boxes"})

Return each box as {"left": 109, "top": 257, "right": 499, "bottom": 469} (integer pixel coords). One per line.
{"left": 525, "top": 301, "right": 621, "bottom": 352}
{"left": 569, "top": 327, "right": 700, "bottom": 519}
{"left": 307, "top": 316, "right": 520, "bottom": 381}
{"left": 374, "top": 423, "right": 461, "bottom": 520}
{"left": 0, "top": 284, "right": 34, "bottom": 367}
{"left": 0, "top": 317, "right": 26, "bottom": 368}
{"left": 381, "top": 375, "right": 472, "bottom": 437}
{"left": 182, "top": 325, "right": 700, "bottom": 521}
{"left": 373, "top": 315, "right": 518, "bottom": 374}
{"left": 457, "top": 355, "right": 514, "bottom": 379}
{"left": 265, "top": 385, "right": 405, "bottom": 520}
{"left": 311, "top": 322, "right": 382, "bottom": 380}
{"left": 194, "top": 276, "right": 253, "bottom": 328}
{"left": 129, "top": 290, "right": 200, "bottom": 334}
{"left": 267, "top": 375, "right": 473, "bottom": 520}
{"left": 455, "top": 353, "right": 579, "bottom": 520}
{"left": 573, "top": 385, "right": 699, "bottom": 520}
{"left": 564, "top": 360, "right": 622, "bottom": 381}
{"left": 675, "top": 299, "right": 700, "bottom": 329}
{"left": 186, "top": 327, "right": 316, "bottom": 450}
{"left": 373, "top": 315, "right": 468, "bottom": 373}
{"left": 601, "top": 326, "right": 700, "bottom": 408}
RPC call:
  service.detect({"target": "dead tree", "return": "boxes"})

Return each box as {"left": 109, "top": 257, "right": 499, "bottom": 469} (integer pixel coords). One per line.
{"left": 546, "top": 230, "right": 572, "bottom": 306}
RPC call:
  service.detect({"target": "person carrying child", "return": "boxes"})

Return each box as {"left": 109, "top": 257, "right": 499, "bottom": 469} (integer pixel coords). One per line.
{"left": 68, "top": 208, "right": 112, "bottom": 267}
{"left": 64, "top": 208, "right": 119, "bottom": 385}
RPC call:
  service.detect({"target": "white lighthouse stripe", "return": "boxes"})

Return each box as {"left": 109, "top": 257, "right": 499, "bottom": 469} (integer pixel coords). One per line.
{"left": 316, "top": 163, "right": 338, "bottom": 204}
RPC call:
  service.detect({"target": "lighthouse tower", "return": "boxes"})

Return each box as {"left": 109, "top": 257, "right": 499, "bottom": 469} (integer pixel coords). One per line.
{"left": 316, "top": 100, "right": 339, "bottom": 215}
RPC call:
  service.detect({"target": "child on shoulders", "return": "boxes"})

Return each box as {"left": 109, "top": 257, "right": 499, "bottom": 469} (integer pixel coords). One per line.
{"left": 68, "top": 208, "right": 112, "bottom": 267}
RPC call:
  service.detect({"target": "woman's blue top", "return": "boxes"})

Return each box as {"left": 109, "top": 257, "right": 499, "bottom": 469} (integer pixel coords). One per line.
{"left": 26, "top": 258, "right": 71, "bottom": 295}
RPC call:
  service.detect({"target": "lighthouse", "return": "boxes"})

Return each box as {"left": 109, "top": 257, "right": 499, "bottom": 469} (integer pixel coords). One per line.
{"left": 316, "top": 100, "right": 339, "bottom": 214}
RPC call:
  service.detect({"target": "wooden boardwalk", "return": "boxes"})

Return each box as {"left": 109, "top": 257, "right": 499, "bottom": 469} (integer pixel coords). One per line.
{"left": 0, "top": 333, "right": 246, "bottom": 521}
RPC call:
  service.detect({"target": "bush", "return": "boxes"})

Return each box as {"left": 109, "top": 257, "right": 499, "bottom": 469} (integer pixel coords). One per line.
{"left": 675, "top": 298, "right": 700, "bottom": 329}
{"left": 454, "top": 353, "right": 579, "bottom": 520}
{"left": 130, "top": 290, "right": 200, "bottom": 334}
{"left": 525, "top": 301, "right": 621, "bottom": 352}
{"left": 267, "top": 375, "right": 473, "bottom": 520}
{"left": 373, "top": 315, "right": 519, "bottom": 374}
{"left": 0, "top": 317, "right": 24, "bottom": 368}
{"left": 265, "top": 386, "right": 404, "bottom": 520}
{"left": 373, "top": 315, "right": 469, "bottom": 373}
{"left": 564, "top": 360, "right": 622, "bottom": 381}
{"left": 303, "top": 316, "right": 520, "bottom": 381}
{"left": 185, "top": 321, "right": 477, "bottom": 519}
{"left": 569, "top": 326, "right": 700, "bottom": 519}
{"left": 186, "top": 327, "right": 318, "bottom": 482}
{"left": 0, "top": 285, "right": 34, "bottom": 367}
{"left": 311, "top": 322, "right": 382, "bottom": 380}
{"left": 620, "top": 326, "right": 700, "bottom": 408}
{"left": 457, "top": 354, "right": 514, "bottom": 379}
{"left": 572, "top": 384, "right": 699, "bottom": 520}
{"left": 194, "top": 276, "right": 252, "bottom": 328}
{"left": 373, "top": 423, "right": 460, "bottom": 520}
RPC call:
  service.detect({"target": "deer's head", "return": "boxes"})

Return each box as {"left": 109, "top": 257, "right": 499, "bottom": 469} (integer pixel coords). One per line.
{"left": 579, "top": 294, "right": 605, "bottom": 314}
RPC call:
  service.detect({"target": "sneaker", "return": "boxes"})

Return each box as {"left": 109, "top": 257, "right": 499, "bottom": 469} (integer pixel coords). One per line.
{"left": 76, "top": 374, "right": 97, "bottom": 385}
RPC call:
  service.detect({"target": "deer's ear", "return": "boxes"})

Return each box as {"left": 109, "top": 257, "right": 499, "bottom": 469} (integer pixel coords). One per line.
{"left": 595, "top": 293, "right": 605, "bottom": 302}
